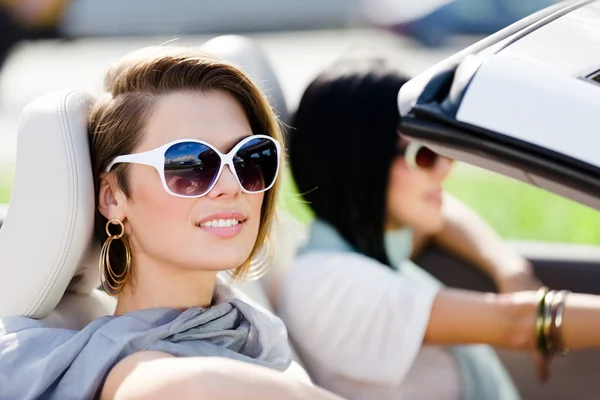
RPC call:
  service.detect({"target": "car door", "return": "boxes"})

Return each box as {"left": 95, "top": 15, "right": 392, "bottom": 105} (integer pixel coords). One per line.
{"left": 399, "top": 1, "right": 600, "bottom": 398}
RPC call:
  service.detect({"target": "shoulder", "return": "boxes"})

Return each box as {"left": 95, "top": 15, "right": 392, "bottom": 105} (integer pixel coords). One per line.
{"left": 291, "top": 249, "right": 391, "bottom": 277}
{"left": 280, "top": 253, "right": 441, "bottom": 386}
{"left": 280, "top": 249, "right": 441, "bottom": 334}
{"left": 285, "top": 250, "right": 404, "bottom": 298}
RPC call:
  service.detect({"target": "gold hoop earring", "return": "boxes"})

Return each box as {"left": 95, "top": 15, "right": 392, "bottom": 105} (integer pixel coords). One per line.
{"left": 99, "top": 219, "right": 131, "bottom": 296}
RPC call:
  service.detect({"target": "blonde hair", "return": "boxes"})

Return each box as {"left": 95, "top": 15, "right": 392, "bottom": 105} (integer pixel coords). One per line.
{"left": 89, "top": 46, "right": 283, "bottom": 279}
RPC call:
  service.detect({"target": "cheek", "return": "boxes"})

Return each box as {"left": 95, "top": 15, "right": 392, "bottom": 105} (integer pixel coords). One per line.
{"left": 121, "top": 165, "right": 267, "bottom": 270}
{"left": 125, "top": 167, "right": 190, "bottom": 240}
{"left": 386, "top": 161, "right": 445, "bottom": 233}
{"left": 246, "top": 192, "right": 265, "bottom": 234}
{"left": 387, "top": 162, "right": 422, "bottom": 216}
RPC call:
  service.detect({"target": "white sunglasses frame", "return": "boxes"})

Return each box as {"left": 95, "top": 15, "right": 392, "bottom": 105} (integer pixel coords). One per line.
{"left": 105, "top": 134, "right": 281, "bottom": 198}
{"left": 404, "top": 140, "right": 440, "bottom": 171}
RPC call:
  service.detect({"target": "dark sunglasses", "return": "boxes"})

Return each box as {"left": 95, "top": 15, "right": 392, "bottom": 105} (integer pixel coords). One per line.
{"left": 105, "top": 135, "right": 281, "bottom": 198}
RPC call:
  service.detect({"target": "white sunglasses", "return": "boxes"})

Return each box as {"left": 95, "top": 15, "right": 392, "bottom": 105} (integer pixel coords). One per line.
{"left": 105, "top": 134, "right": 281, "bottom": 198}
{"left": 401, "top": 141, "right": 448, "bottom": 171}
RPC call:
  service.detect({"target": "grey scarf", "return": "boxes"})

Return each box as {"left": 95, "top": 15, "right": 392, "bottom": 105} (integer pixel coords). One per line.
{"left": 0, "top": 281, "right": 292, "bottom": 400}
{"left": 300, "top": 219, "right": 520, "bottom": 400}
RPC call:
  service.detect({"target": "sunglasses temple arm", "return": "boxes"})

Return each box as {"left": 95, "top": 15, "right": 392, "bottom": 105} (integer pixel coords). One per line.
{"left": 105, "top": 153, "right": 159, "bottom": 173}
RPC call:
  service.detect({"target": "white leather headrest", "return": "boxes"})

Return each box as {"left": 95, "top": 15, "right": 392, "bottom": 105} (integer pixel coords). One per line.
{"left": 0, "top": 90, "right": 97, "bottom": 318}
{"left": 200, "top": 35, "right": 290, "bottom": 124}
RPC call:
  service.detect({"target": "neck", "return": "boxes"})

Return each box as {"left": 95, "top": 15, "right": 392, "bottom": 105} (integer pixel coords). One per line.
{"left": 385, "top": 218, "right": 403, "bottom": 232}
{"left": 114, "top": 254, "right": 218, "bottom": 315}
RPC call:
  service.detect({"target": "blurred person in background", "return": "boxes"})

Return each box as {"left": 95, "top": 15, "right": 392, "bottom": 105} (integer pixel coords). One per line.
{"left": 280, "top": 52, "right": 600, "bottom": 400}
{"left": 362, "top": 0, "right": 559, "bottom": 47}
{"left": 0, "top": 0, "right": 355, "bottom": 70}
{"left": 0, "top": 0, "right": 67, "bottom": 68}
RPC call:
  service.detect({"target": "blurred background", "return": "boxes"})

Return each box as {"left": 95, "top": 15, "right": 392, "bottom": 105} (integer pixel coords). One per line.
{"left": 1, "top": 0, "right": 598, "bottom": 244}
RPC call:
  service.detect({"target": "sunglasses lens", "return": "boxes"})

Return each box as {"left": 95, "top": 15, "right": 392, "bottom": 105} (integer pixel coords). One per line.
{"left": 415, "top": 146, "right": 438, "bottom": 169}
{"left": 233, "top": 137, "right": 279, "bottom": 193}
{"left": 164, "top": 142, "right": 221, "bottom": 196}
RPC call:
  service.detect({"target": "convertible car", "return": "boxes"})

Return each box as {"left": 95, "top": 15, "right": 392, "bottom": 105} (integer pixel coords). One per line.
{"left": 1, "top": 0, "right": 600, "bottom": 399}
{"left": 399, "top": 0, "right": 600, "bottom": 398}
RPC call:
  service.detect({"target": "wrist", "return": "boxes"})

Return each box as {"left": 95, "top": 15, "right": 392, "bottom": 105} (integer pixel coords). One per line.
{"left": 492, "top": 260, "right": 535, "bottom": 287}
{"left": 500, "top": 291, "right": 538, "bottom": 351}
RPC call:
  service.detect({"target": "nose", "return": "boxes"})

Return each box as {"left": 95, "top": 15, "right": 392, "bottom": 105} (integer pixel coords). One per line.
{"left": 207, "top": 165, "right": 241, "bottom": 199}
{"left": 431, "top": 156, "right": 454, "bottom": 181}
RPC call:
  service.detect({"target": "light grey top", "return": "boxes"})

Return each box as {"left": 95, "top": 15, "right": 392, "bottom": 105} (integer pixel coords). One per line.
{"left": 282, "top": 219, "right": 520, "bottom": 400}
{"left": 0, "top": 281, "right": 292, "bottom": 400}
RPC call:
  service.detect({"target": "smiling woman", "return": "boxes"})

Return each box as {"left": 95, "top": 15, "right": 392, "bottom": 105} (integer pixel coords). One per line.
{"left": 0, "top": 46, "right": 342, "bottom": 400}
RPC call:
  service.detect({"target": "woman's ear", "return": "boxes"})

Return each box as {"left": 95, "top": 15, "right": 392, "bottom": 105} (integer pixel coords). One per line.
{"left": 98, "top": 172, "right": 127, "bottom": 222}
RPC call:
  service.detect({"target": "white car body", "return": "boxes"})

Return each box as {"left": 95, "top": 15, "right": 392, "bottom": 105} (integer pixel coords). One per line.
{"left": 399, "top": 0, "right": 600, "bottom": 211}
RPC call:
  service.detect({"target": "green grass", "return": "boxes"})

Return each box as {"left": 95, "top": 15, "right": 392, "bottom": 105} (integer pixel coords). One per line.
{"left": 0, "top": 186, "right": 9, "bottom": 204}
{"left": 280, "top": 163, "right": 600, "bottom": 245}
{"left": 442, "top": 164, "right": 600, "bottom": 244}
{"left": 2, "top": 163, "right": 599, "bottom": 244}
{"left": 0, "top": 167, "right": 12, "bottom": 205}
{"left": 0, "top": 190, "right": 9, "bottom": 205}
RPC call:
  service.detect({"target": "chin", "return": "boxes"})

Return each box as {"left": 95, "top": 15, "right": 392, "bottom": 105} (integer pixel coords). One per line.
{"left": 190, "top": 256, "right": 249, "bottom": 272}
{"left": 411, "top": 215, "right": 445, "bottom": 235}
{"left": 428, "top": 220, "right": 445, "bottom": 234}
{"left": 196, "top": 246, "right": 253, "bottom": 271}
{"left": 178, "top": 233, "right": 255, "bottom": 270}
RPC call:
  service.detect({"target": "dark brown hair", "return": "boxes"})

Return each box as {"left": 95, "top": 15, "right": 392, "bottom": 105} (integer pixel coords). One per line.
{"left": 289, "top": 54, "right": 409, "bottom": 267}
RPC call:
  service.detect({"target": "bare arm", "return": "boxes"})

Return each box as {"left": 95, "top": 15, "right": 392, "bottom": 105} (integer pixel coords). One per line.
{"left": 424, "top": 289, "right": 534, "bottom": 349}
{"left": 284, "top": 253, "right": 600, "bottom": 386}
{"left": 415, "top": 193, "right": 540, "bottom": 292}
{"left": 561, "top": 293, "right": 600, "bottom": 349}
{"left": 101, "top": 351, "right": 344, "bottom": 400}
{"left": 425, "top": 288, "right": 600, "bottom": 352}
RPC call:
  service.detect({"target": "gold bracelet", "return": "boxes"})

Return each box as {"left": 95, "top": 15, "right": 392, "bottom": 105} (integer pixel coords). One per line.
{"left": 536, "top": 286, "right": 550, "bottom": 356}
{"left": 552, "top": 290, "right": 571, "bottom": 356}
{"left": 543, "top": 290, "right": 556, "bottom": 354}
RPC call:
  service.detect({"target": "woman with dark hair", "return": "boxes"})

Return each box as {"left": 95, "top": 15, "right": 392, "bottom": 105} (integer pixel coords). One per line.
{"left": 279, "top": 53, "right": 600, "bottom": 400}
